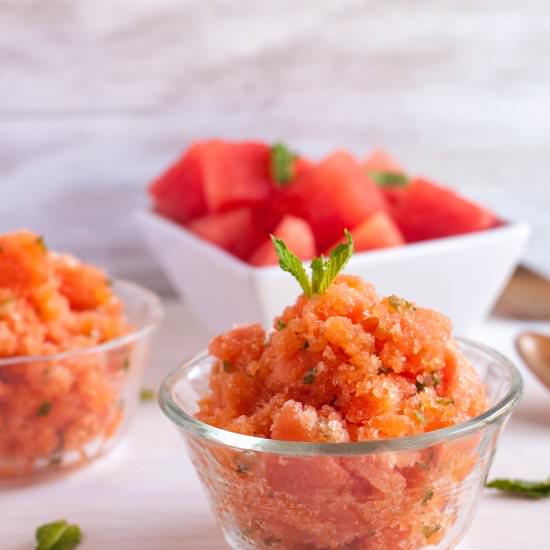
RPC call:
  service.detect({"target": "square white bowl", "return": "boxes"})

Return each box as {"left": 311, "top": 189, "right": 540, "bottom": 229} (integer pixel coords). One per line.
{"left": 138, "top": 211, "right": 530, "bottom": 336}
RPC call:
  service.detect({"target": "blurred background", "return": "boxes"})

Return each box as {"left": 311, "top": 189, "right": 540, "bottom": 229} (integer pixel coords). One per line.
{"left": 1, "top": 0, "right": 549, "bottom": 296}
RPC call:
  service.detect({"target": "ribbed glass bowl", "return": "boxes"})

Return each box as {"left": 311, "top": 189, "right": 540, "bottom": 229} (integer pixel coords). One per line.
{"left": 0, "top": 280, "right": 162, "bottom": 481}
{"left": 160, "top": 338, "right": 522, "bottom": 550}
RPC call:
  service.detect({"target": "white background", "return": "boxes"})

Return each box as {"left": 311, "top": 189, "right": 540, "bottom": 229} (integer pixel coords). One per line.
{"left": 1, "top": 0, "right": 549, "bottom": 295}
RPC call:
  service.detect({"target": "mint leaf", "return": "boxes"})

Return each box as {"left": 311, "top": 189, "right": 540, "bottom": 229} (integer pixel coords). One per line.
{"left": 36, "top": 235, "right": 48, "bottom": 252}
{"left": 270, "top": 143, "right": 296, "bottom": 185}
{"left": 414, "top": 410, "right": 426, "bottom": 424}
{"left": 487, "top": 477, "right": 550, "bottom": 499}
{"left": 368, "top": 170, "right": 409, "bottom": 187}
{"left": 436, "top": 398, "right": 455, "bottom": 406}
{"left": 303, "top": 368, "right": 316, "bottom": 384}
{"left": 36, "top": 519, "right": 82, "bottom": 550}
{"left": 422, "top": 523, "right": 441, "bottom": 539}
{"left": 272, "top": 230, "right": 354, "bottom": 298}
{"left": 271, "top": 235, "right": 312, "bottom": 297}
{"left": 37, "top": 401, "right": 52, "bottom": 417}
{"left": 310, "top": 256, "right": 325, "bottom": 295}
{"left": 316, "top": 229, "right": 353, "bottom": 293}
{"left": 139, "top": 388, "right": 156, "bottom": 402}
{"left": 223, "top": 360, "right": 234, "bottom": 373}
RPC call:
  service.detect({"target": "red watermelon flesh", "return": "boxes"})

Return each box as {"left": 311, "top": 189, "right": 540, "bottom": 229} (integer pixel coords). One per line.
{"left": 351, "top": 212, "right": 405, "bottom": 251}
{"left": 363, "top": 149, "right": 403, "bottom": 173}
{"left": 393, "top": 178, "right": 499, "bottom": 242}
{"left": 187, "top": 207, "right": 265, "bottom": 260}
{"left": 249, "top": 215, "right": 316, "bottom": 267}
{"left": 325, "top": 211, "right": 405, "bottom": 254}
{"left": 381, "top": 187, "right": 405, "bottom": 209}
{"left": 285, "top": 151, "right": 387, "bottom": 251}
{"left": 364, "top": 149, "right": 407, "bottom": 212}
{"left": 149, "top": 144, "right": 207, "bottom": 224}
{"left": 200, "top": 141, "right": 273, "bottom": 212}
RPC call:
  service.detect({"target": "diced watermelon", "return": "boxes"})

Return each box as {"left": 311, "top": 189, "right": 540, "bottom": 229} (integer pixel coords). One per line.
{"left": 200, "top": 141, "right": 272, "bottom": 212}
{"left": 350, "top": 212, "right": 405, "bottom": 251}
{"left": 249, "top": 215, "right": 316, "bottom": 266}
{"left": 381, "top": 187, "right": 405, "bottom": 209}
{"left": 363, "top": 149, "right": 403, "bottom": 173}
{"left": 149, "top": 140, "right": 273, "bottom": 222}
{"left": 149, "top": 144, "right": 207, "bottom": 224}
{"left": 325, "top": 212, "right": 405, "bottom": 254}
{"left": 364, "top": 149, "right": 407, "bottom": 212}
{"left": 284, "top": 151, "right": 387, "bottom": 251}
{"left": 393, "top": 178, "right": 499, "bottom": 242}
{"left": 187, "top": 207, "right": 265, "bottom": 260}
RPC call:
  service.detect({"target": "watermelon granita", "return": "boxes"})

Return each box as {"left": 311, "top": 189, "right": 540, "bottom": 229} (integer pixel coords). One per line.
{"left": 190, "top": 232, "right": 489, "bottom": 549}
{"left": 0, "top": 230, "right": 150, "bottom": 477}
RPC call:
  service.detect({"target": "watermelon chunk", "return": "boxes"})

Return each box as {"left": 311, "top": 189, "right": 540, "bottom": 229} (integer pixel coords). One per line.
{"left": 325, "top": 212, "right": 404, "bottom": 254}
{"left": 200, "top": 141, "right": 272, "bottom": 212}
{"left": 285, "top": 151, "right": 387, "bottom": 251}
{"left": 149, "top": 140, "right": 273, "bottom": 222}
{"left": 363, "top": 149, "right": 408, "bottom": 212}
{"left": 393, "top": 178, "right": 498, "bottom": 242}
{"left": 249, "top": 215, "right": 315, "bottom": 266}
{"left": 188, "top": 207, "right": 265, "bottom": 260}
{"left": 149, "top": 144, "right": 207, "bottom": 224}
{"left": 363, "top": 149, "right": 403, "bottom": 173}
{"left": 350, "top": 212, "right": 405, "bottom": 252}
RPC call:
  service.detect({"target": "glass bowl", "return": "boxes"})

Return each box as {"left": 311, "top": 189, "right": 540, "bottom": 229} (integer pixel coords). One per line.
{"left": 160, "top": 338, "right": 522, "bottom": 550}
{"left": 0, "top": 279, "right": 162, "bottom": 480}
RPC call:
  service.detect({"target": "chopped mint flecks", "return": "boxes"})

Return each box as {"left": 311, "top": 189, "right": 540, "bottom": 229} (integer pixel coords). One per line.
{"left": 303, "top": 368, "right": 316, "bottom": 385}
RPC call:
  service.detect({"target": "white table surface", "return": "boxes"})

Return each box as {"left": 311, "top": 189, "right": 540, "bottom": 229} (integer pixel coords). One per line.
{"left": 1, "top": 302, "right": 549, "bottom": 550}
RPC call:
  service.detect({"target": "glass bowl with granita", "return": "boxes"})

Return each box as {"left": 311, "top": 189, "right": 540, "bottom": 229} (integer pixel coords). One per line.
{"left": 0, "top": 230, "right": 162, "bottom": 480}
{"left": 160, "top": 231, "right": 522, "bottom": 550}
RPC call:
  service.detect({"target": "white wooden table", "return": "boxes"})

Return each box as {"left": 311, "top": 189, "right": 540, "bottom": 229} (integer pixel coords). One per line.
{"left": 1, "top": 303, "right": 549, "bottom": 550}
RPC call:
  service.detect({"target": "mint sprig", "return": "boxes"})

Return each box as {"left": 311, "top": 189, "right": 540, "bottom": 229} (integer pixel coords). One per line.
{"left": 35, "top": 519, "right": 82, "bottom": 550}
{"left": 270, "top": 143, "right": 297, "bottom": 185}
{"left": 487, "top": 477, "right": 550, "bottom": 499}
{"left": 271, "top": 229, "right": 353, "bottom": 297}
{"left": 368, "top": 170, "right": 409, "bottom": 188}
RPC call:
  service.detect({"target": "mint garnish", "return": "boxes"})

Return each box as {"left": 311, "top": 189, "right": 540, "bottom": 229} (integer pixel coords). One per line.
{"left": 270, "top": 143, "right": 297, "bottom": 185}
{"left": 368, "top": 170, "right": 409, "bottom": 187}
{"left": 271, "top": 229, "right": 353, "bottom": 298}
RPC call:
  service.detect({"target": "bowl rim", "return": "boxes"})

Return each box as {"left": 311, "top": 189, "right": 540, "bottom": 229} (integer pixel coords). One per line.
{"left": 0, "top": 278, "right": 163, "bottom": 367}
{"left": 141, "top": 210, "right": 530, "bottom": 274}
{"left": 159, "top": 337, "right": 523, "bottom": 456}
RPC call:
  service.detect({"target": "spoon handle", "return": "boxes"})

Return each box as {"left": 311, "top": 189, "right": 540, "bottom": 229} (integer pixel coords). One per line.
{"left": 493, "top": 265, "right": 550, "bottom": 320}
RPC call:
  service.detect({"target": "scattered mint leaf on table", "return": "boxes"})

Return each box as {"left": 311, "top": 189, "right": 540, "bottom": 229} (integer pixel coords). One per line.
{"left": 270, "top": 143, "right": 297, "bottom": 185}
{"left": 139, "top": 389, "right": 156, "bottom": 402}
{"left": 35, "top": 519, "right": 82, "bottom": 550}
{"left": 368, "top": 170, "right": 409, "bottom": 187}
{"left": 486, "top": 477, "right": 550, "bottom": 499}
{"left": 271, "top": 229, "right": 354, "bottom": 298}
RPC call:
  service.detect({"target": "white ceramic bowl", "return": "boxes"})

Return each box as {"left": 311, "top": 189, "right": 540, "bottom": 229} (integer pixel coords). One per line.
{"left": 138, "top": 211, "right": 529, "bottom": 336}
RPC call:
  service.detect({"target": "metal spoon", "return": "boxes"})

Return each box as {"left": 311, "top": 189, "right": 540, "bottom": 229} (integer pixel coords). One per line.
{"left": 516, "top": 331, "right": 550, "bottom": 390}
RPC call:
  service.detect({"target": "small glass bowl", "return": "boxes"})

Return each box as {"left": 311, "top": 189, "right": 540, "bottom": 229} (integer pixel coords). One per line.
{"left": 160, "top": 338, "right": 522, "bottom": 550}
{"left": 0, "top": 280, "right": 162, "bottom": 480}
